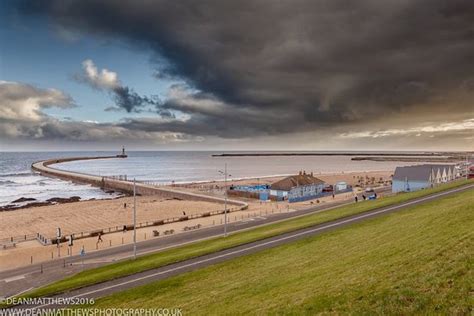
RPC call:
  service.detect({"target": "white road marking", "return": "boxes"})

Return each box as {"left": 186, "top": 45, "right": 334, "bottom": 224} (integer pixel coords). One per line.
{"left": 7, "top": 287, "right": 33, "bottom": 299}
{"left": 2, "top": 275, "right": 25, "bottom": 283}
{"left": 29, "top": 184, "right": 472, "bottom": 311}
{"left": 102, "top": 200, "right": 354, "bottom": 260}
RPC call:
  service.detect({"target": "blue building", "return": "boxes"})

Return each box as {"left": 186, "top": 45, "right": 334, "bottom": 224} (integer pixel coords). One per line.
{"left": 270, "top": 171, "right": 326, "bottom": 202}
{"left": 392, "top": 164, "right": 456, "bottom": 193}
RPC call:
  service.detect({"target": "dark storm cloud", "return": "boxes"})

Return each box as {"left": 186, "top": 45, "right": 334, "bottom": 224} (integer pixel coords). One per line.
{"left": 111, "top": 85, "right": 157, "bottom": 113}
{"left": 74, "top": 59, "right": 171, "bottom": 115}
{"left": 13, "top": 0, "right": 474, "bottom": 137}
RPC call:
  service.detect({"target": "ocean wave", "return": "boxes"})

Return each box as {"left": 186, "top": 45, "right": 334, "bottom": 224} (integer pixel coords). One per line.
{"left": 0, "top": 171, "right": 33, "bottom": 177}
{"left": 0, "top": 180, "right": 16, "bottom": 185}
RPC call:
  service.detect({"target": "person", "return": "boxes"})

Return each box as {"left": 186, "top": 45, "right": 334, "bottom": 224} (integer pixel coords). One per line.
{"left": 123, "top": 225, "right": 127, "bottom": 233}
{"left": 124, "top": 202, "right": 127, "bottom": 209}
{"left": 183, "top": 211, "right": 186, "bottom": 216}
{"left": 355, "top": 196, "right": 358, "bottom": 203}
{"left": 97, "top": 233, "right": 103, "bottom": 243}
{"left": 374, "top": 192, "right": 378, "bottom": 198}
{"left": 362, "top": 194, "right": 366, "bottom": 200}
{"left": 332, "top": 193, "right": 335, "bottom": 199}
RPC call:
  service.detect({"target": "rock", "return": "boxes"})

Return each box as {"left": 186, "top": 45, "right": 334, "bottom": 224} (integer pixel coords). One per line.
{"left": 46, "top": 196, "right": 81, "bottom": 203}
{"left": 0, "top": 204, "right": 18, "bottom": 211}
{"left": 11, "top": 197, "right": 37, "bottom": 203}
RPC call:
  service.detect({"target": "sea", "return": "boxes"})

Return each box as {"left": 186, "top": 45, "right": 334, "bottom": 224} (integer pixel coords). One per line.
{"left": 0, "top": 151, "right": 418, "bottom": 207}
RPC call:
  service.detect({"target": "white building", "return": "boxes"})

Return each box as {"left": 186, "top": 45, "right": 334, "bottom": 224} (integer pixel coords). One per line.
{"left": 392, "top": 164, "right": 456, "bottom": 193}
{"left": 270, "top": 171, "right": 325, "bottom": 202}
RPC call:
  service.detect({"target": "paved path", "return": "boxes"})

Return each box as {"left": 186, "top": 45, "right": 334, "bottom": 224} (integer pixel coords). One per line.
{"left": 5, "top": 183, "right": 472, "bottom": 312}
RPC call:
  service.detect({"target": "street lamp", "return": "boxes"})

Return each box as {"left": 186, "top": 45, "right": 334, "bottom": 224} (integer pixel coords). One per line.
{"left": 133, "top": 178, "right": 137, "bottom": 259}
{"left": 218, "top": 163, "right": 231, "bottom": 237}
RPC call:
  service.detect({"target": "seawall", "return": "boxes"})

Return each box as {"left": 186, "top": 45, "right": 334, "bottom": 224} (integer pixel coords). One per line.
{"left": 31, "top": 156, "right": 248, "bottom": 208}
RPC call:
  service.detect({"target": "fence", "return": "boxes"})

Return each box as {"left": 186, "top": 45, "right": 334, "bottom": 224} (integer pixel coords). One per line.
{"left": 288, "top": 187, "right": 353, "bottom": 203}
{"left": 37, "top": 205, "right": 243, "bottom": 245}
{"left": 0, "top": 233, "right": 37, "bottom": 245}
{"left": 227, "top": 189, "right": 279, "bottom": 201}
{"left": 103, "top": 175, "right": 128, "bottom": 181}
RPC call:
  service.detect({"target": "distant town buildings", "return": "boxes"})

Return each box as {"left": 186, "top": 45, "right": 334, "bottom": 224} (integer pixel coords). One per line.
{"left": 392, "top": 164, "right": 456, "bottom": 193}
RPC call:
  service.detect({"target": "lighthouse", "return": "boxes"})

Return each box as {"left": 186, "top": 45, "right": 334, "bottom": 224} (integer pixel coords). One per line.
{"left": 117, "top": 146, "right": 128, "bottom": 158}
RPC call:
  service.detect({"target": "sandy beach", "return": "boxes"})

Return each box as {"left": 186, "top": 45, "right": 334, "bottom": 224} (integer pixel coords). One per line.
{"left": 174, "top": 170, "right": 392, "bottom": 195}
{"left": 0, "top": 197, "right": 227, "bottom": 240}
{"left": 0, "top": 170, "right": 392, "bottom": 270}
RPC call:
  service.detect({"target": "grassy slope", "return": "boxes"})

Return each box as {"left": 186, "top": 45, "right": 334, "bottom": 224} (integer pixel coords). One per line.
{"left": 20, "top": 180, "right": 473, "bottom": 299}
{"left": 89, "top": 189, "right": 474, "bottom": 315}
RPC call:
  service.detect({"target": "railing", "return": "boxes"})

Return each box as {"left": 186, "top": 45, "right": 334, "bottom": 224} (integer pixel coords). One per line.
{"left": 38, "top": 206, "right": 239, "bottom": 245}
{"left": 103, "top": 175, "right": 128, "bottom": 181}
{"left": 0, "top": 233, "right": 37, "bottom": 245}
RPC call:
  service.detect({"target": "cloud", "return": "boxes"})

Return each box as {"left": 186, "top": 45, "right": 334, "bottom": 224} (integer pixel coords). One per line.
{"left": 0, "top": 81, "right": 197, "bottom": 145}
{"left": 339, "top": 119, "right": 474, "bottom": 139}
{"left": 0, "top": 81, "right": 470, "bottom": 150}
{"left": 14, "top": 0, "right": 474, "bottom": 139}
{"left": 75, "top": 59, "right": 164, "bottom": 114}
{"left": 6, "top": 0, "right": 474, "bottom": 150}
{"left": 0, "top": 81, "right": 74, "bottom": 138}
{"left": 0, "top": 81, "right": 74, "bottom": 123}
{"left": 78, "top": 59, "right": 120, "bottom": 90}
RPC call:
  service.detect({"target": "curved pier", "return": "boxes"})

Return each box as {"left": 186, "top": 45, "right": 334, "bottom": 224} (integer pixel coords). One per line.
{"left": 31, "top": 156, "right": 248, "bottom": 208}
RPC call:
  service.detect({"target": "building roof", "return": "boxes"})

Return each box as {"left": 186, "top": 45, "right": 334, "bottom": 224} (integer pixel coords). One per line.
{"left": 393, "top": 165, "right": 432, "bottom": 182}
{"left": 427, "top": 164, "right": 455, "bottom": 172}
{"left": 270, "top": 173, "right": 325, "bottom": 191}
{"left": 392, "top": 164, "right": 453, "bottom": 182}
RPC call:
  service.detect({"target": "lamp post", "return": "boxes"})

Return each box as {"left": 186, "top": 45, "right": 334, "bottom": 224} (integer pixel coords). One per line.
{"left": 133, "top": 178, "right": 137, "bottom": 259}
{"left": 218, "top": 164, "right": 231, "bottom": 237}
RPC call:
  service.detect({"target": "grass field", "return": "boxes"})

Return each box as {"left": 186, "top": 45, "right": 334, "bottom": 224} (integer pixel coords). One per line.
{"left": 16, "top": 180, "right": 473, "bottom": 300}
{"left": 86, "top": 188, "right": 474, "bottom": 314}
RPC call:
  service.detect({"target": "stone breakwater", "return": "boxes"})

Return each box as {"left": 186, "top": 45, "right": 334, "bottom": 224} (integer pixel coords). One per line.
{"left": 31, "top": 156, "right": 248, "bottom": 208}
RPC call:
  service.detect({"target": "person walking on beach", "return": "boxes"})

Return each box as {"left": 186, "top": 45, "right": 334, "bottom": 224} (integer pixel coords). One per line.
{"left": 97, "top": 232, "right": 103, "bottom": 243}
{"left": 124, "top": 202, "right": 127, "bottom": 209}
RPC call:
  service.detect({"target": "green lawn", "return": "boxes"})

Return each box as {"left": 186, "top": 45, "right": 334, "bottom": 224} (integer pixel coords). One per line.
{"left": 16, "top": 180, "right": 473, "bottom": 300}
{"left": 86, "top": 188, "right": 474, "bottom": 315}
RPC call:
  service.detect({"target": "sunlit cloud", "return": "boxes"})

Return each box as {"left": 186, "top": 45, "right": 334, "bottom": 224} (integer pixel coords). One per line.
{"left": 339, "top": 119, "right": 474, "bottom": 139}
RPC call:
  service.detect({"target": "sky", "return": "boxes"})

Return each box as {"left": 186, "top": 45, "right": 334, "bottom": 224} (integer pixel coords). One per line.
{"left": 0, "top": 0, "right": 473, "bottom": 151}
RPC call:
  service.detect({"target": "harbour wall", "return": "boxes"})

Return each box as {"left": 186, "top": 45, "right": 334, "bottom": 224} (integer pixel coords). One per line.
{"left": 31, "top": 156, "right": 248, "bottom": 208}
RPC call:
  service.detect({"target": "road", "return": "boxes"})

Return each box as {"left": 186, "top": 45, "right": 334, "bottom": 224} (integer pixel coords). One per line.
{"left": 0, "top": 195, "right": 356, "bottom": 298}
{"left": 4, "top": 183, "right": 472, "bottom": 312}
